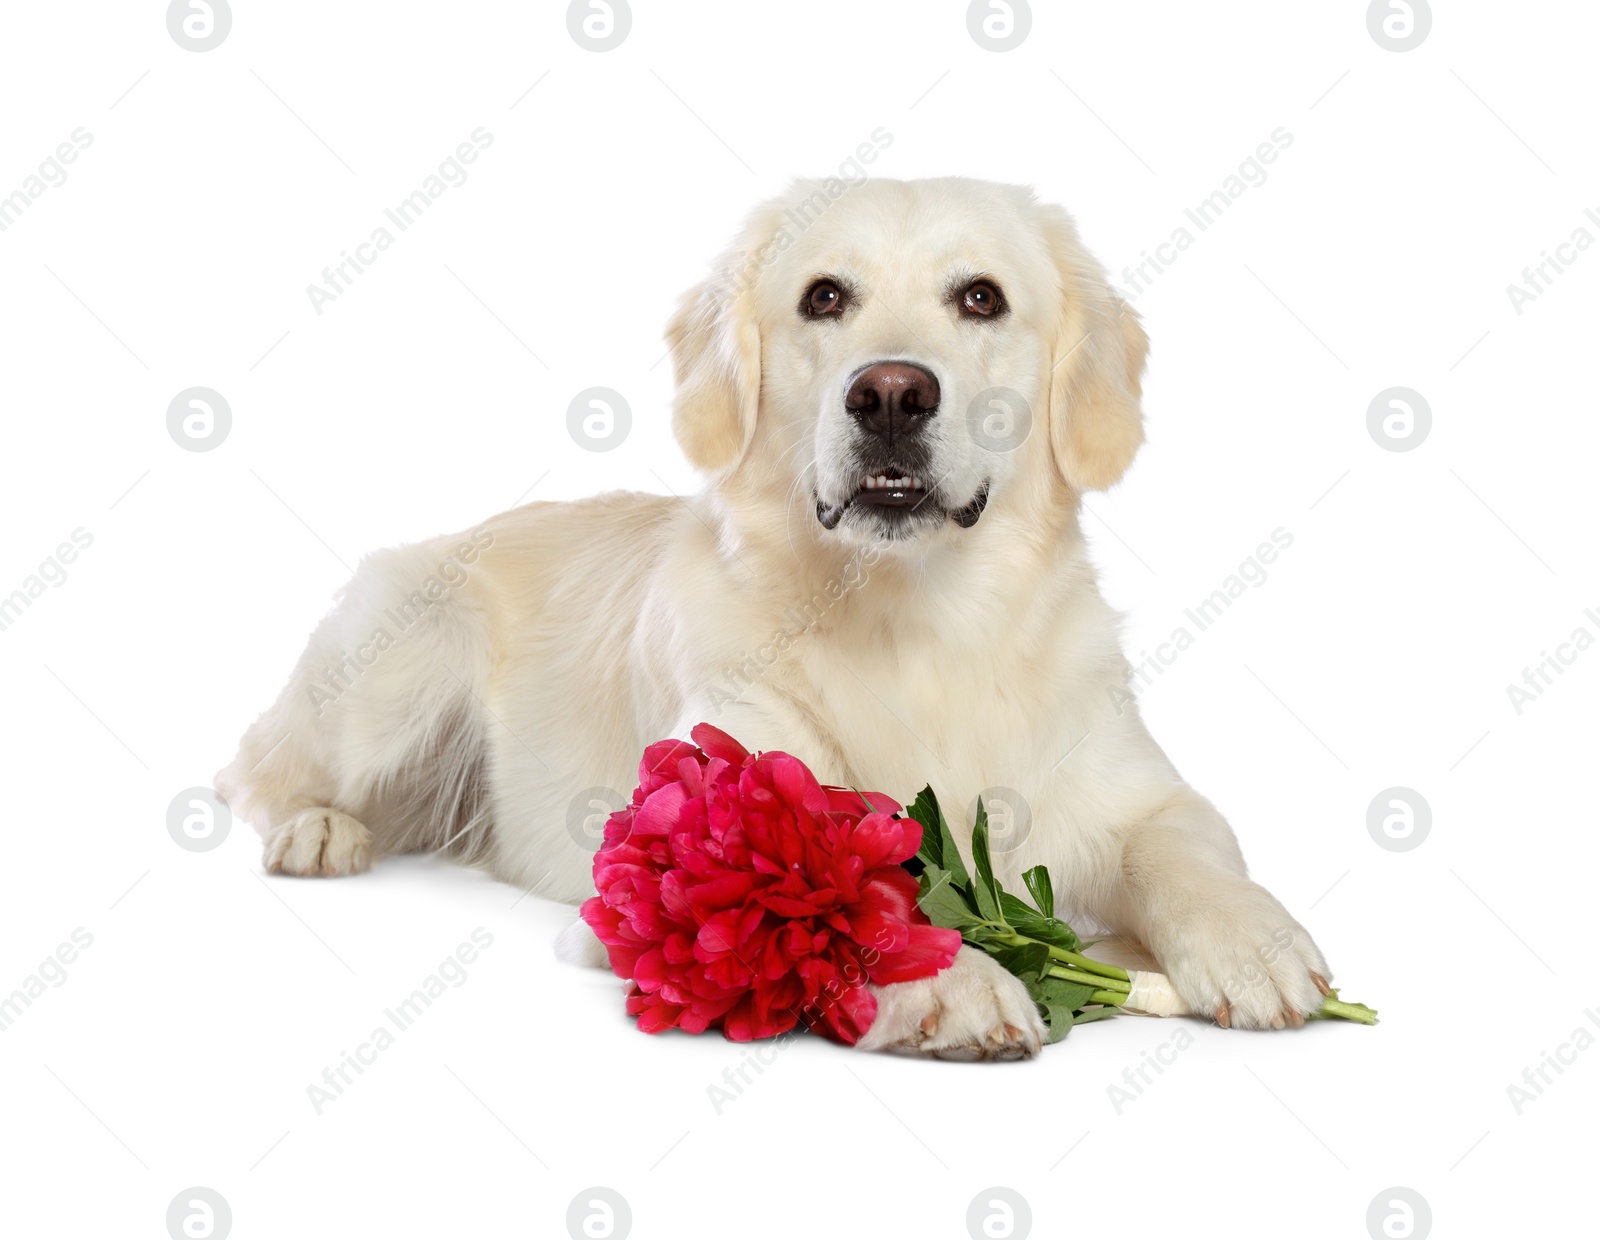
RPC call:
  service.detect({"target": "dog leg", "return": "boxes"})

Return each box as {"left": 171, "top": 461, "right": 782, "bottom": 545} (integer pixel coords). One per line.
{"left": 216, "top": 535, "right": 496, "bottom": 875}
{"left": 1105, "top": 792, "right": 1330, "bottom": 1030}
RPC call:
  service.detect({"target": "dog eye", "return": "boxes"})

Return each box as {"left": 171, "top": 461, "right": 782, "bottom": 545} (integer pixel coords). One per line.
{"left": 802, "top": 280, "right": 846, "bottom": 318}
{"left": 960, "top": 280, "right": 1004, "bottom": 318}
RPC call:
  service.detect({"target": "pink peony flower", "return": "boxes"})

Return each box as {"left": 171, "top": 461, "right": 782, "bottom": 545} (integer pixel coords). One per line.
{"left": 580, "top": 724, "right": 961, "bottom": 1043}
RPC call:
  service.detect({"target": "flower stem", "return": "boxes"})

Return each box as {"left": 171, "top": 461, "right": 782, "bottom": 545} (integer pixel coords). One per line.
{"left": 1046, "top": 964, "right": 1131, "bottom": 996}
{"left": 1045, "top": 947, "right": 1130, "bottom": 982}
{"left": 998, "top": 931, "right": 1131, "bottom": 983}
{"left": 1313, "top": 994, "right": 1378, "bottom": 1024}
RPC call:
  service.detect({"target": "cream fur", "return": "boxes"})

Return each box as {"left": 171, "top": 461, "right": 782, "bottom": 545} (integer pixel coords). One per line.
{"left": 218, "top": 178, "right": 1330, "bottom": 1054}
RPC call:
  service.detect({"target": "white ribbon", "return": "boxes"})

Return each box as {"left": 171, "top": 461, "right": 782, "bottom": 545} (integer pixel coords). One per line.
{"left": 1121, "top": 970, "right": 1189, "bottom": 1017}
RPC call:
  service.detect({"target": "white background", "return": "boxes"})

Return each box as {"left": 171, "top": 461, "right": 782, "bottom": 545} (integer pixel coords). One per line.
{"left": 1, "top": 1, "right": 1596, "bottom": 1237}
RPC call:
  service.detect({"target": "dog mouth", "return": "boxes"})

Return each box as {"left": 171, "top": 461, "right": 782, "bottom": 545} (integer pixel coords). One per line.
{"left": 853, "top": 472, "right": 927, "bottom": 508}
{"left": 815, "top": 474, "right": 989, "bottom": 531}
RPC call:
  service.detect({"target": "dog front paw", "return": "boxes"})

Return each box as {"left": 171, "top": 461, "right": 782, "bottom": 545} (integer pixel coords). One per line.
{"left": 264, "top": 808, "right": 372, "bottom": 877}
{"left": 1157, "top": 880, "right": 1330, "bottom": 1030}
{"left": 857, "top": 946, "right": 1046, "bottom": 1061}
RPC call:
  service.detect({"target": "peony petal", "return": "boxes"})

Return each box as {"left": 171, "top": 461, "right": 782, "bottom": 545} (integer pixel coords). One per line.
{"left": 632, "top": 948, "right": 668, "bottom": 992}
{"left": 767, "top": 754, "right": 829, "bottom": 814}
{"left": 761, "top": 894, "right": 823, "bottom": 919}
{"left": 658, "top": 870, "right": 693, "bottom": 920}
{"left": 822, "top": 786, "right": 902, "bottom": 818}
{"left": 685, "top": 871, "right": 759, "bottom": 912}
{"left": 859, "top": 865, "right": 922, "bottom": 913}
{"left": 633, "top": 781, "right": 689, "bottom": 836}
{"left": 601, "top": 944, "right": 644, "bottom": 978}
{"left": 635, "top": 1000, "right": 685, "bottom": 1034}
{"left": 833, "top": 982, "right": 879, "bottom": 1044}
{"left": 844, "top": 901, "right": 910, "bottom": 954}
{"left": 749, "top": 850, "right": 786, "bottom": 877}
{"left": 863, "top": 923, "right": 963, "bottom": 985}
{"left": 690, "top": 723, "right": 751, "bottom": 765}
{"left": 638, "top": 740, "right": 702, "bottom": 789}
{"left": 693, "top": 910, "right": 741, "bottom": 960}
{"left": 735, "top": 901, "right": 767, "bottom": 943}
{"left": 848, "top": 813, "right": 916, "bottom": 869}
{"left": 675, "top": 756, "right": 705, "bottom": 798}
{"left": 578, "top": 895, "right": 611, "bottom": 934}
{"left": 662, "top": 932, "right": 696, "bottom": 964}
{"left": 721, "top": 994, "right": 756, "bottom": 1041}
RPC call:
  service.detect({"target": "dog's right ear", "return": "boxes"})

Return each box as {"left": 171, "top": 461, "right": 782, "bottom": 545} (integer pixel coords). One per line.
{"left": 666, "top": 207, "right": 779, "bottom": 474}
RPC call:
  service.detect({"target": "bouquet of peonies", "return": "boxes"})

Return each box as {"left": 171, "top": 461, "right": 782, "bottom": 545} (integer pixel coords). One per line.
{"left": 580, "top": 724, "right": 961, "bottom": 1043}
{"left": 581, "top": 725, "right": 1374, "bottom": 1044}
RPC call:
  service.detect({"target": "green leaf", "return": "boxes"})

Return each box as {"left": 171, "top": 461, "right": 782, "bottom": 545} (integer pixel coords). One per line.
{"left": 968, "top": 874, "right": 1002, "bottom": 922}
{"left": 915, "top": 867, "right": 982, "bottom": 930}
{"left": 906, "top": 786, "right": 943, "bottom": 870}
{"left": 970, "top": 800, "right": 1005, "bottom": 924}
{"left": 937, "top": 810, "right": 969, "bottom": 891}
{"left": 906, "top": 786, "right": 969, "bottom": 891}
{"left": 1022, "top": 975, "right": 1077, "bottom": 1044}
{"left": 991, "top": 942, "right": 1051, "bottom": 985}
{"left": 999, "top": 891, "right": 1042, "bottom": 925}
{"left": 1041, "top": 1004, "right": 1075, "bottom": 1043}
{"left": 1024, "top": 971, "right": 1113, "bottom": 1042}
{"left": 1008, "top": 914, "right": 1081, "bottom": 954}
{"left": 1034, "top": 977, "right": 1096, "bottom": 1010}
{"left": 906, "top": 794, "right": 940, "bottom": 871}
{"left": 967, "top": 888, "right": 1003, "bottom": 924}
{"left": 1022, "top": 865, "right": 1054, "bottom": 918}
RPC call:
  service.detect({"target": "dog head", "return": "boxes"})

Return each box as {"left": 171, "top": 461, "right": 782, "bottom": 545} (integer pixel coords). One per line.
{"left": 666, "top": 177, "right": 1148, "bottom": 547}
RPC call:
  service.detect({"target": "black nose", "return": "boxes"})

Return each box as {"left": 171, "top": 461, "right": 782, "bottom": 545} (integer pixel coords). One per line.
{"left": 844, "top": 362, "right": 940, "bottom": 441}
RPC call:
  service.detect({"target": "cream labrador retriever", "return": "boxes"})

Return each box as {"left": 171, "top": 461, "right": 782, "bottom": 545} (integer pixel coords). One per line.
{"left": 218, "top": 177, "right": 1332, "bottom": 1059}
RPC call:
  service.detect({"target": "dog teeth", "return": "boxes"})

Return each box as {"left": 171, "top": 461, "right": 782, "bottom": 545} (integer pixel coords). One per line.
{"left": 861, "top": 475, "right": 921, "bottom": 491}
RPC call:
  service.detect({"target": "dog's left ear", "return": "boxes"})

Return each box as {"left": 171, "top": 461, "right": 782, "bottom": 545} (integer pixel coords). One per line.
{"left": 665, "top": 205, "right": 783, "bottom": 474}
{"left": 1039, "top": 205, "right": 1150, "bottom": 492}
